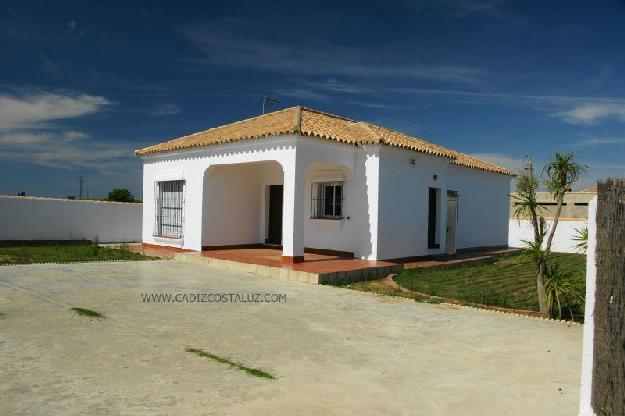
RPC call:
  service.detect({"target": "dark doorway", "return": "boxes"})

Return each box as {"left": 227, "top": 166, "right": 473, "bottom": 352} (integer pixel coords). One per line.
{"left": 266, "top": 185, "right": 283, "bottom": 245}
{"left": 428, "top": 188, "right": 439, "bottom": 249}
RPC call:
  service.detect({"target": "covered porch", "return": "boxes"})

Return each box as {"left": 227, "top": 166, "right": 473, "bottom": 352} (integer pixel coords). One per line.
{"left": 199, "top": 155, "right": 370, "bottom": 264}
{"left": 143, "top": 135, "right": 378, "bottom": 261}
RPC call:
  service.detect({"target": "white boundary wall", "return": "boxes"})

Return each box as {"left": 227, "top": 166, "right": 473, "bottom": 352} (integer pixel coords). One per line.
{"left": 509, "top": 218, "right": 587, "bottom": 253}
{"left": 579, "top": 197, "right": 597, "bottom": 416}
{"left": 0, "top": 196, "right": 142, "bottom": 243}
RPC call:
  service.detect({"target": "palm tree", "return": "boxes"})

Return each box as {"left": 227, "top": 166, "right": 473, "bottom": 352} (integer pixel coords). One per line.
{"left": 543, "top": 152, "right": 587, "bottom": 252}
{"left": 514, "top": 152, "right": 586, "bottom": 315}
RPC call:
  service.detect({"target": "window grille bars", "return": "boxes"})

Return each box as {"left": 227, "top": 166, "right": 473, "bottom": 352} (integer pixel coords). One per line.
{"left": 154, "top": 180, "right": 185, "bottom": 238}
{"left": 311, "top": 181, "right": 343, "bottom": 219}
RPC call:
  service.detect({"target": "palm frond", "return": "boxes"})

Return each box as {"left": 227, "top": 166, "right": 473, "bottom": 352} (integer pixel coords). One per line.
{"left": 572, "top": 226, "right": 589, "bottom": 254}
{"left": 543, "top": 152, "right": 587, "bottom": 199}
{"left": 544, "top": 262, "right": 585, "bottom": 320}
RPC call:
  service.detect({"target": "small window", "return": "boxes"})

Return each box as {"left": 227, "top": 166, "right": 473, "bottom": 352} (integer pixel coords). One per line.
{"left": 311, "top": 181, "right": 343, "bottom": 219}
{"left": 154, "top": 180, "right": 185, "bottom": 238}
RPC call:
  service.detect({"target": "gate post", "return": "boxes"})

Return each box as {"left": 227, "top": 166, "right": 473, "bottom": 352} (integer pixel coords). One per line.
{"left": 579, "top": 196, "right": 597, "bottom": 416}
{"left": 580, "top": 178, "right": 625, "bottom": 416}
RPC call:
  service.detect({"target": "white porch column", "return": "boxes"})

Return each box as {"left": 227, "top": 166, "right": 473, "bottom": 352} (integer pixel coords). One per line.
{"left": 363, "top": 146, "right": 380, "bottom": 260}
{"left": 281, "top": 153, "right": 306, "bottom": 263}
{"left": 182, "top": 171, "right": 204, "bottom": 251}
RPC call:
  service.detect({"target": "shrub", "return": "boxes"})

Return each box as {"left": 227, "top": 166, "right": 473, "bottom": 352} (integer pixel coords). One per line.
{"left": 544, "top": 262, "right": 585, "bottom": 320}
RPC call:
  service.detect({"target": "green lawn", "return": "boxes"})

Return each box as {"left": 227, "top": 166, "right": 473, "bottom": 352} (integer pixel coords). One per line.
{"left": 0, "top": 242, "right": 156, "bottom": 265}
{"left": 394, "top": 253, "right": 586, "bottom": 313}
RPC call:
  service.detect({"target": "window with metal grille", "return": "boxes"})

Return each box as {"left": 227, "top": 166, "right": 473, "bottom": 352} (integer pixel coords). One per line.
{"left": 311, "top": 181, "right": 343, "bottom": 219}
{"left": 154, "top": 180, "right": 185, "bottom": 238}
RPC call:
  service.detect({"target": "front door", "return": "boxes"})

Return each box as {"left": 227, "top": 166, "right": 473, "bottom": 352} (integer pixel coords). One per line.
{"left": 446, "top": 191, "right": 458, "bottom": 255}
{"left": 266, "top": 185, "right": 283, "bottom": 245}
{"left": 427, "top": 188, "right": 439, "bottom": 249}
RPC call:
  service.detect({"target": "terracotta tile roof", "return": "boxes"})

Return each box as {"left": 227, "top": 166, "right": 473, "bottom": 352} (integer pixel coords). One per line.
{"left": 136, "top": 106, "right": 515, "bottom": 176}
{"left": 448, "top": 151, "right": 517, "bottom": 176}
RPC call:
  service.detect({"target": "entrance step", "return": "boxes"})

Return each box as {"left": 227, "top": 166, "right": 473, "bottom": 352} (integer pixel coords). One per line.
{"left": 174, "top": 253, "right": 402, "bottom": 285}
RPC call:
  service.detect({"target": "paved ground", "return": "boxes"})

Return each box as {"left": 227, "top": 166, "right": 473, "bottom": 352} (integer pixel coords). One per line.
{"left": 0, "top": 261, "right": 581, "bottom": 415}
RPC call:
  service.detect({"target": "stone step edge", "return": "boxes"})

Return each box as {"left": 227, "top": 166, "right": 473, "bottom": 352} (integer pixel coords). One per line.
{"left": 174, "top": 253, "right": 402, "bottom": 285}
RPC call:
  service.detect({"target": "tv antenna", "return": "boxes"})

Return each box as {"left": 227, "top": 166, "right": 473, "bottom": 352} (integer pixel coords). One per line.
{"left": 262, "top": 95, "right": 281, "bottom": 114}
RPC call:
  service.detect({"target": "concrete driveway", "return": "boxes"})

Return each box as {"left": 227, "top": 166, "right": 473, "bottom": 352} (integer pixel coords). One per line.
{"left": 0, "top": 261, "right": 581, "bottom": 415}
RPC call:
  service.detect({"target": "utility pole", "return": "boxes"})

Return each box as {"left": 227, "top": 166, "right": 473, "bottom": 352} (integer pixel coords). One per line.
{"left": 262, "top": 95, "right": 281, "bottom": 114}
{"left": 79, "top": 176, "right": 84, "bottom": 200}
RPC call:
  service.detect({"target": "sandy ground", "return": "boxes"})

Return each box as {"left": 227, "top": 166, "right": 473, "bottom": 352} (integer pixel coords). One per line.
{"left": 0, "top": 261, "right": 581, "bottom": 415}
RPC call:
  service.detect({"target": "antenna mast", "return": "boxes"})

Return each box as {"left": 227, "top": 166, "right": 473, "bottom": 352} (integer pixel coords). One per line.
{"left": 262, "top": 95, "right": 281, "bottom": 114}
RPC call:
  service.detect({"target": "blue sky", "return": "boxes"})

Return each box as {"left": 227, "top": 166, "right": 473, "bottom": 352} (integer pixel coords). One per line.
{"left": 1, "top": 0, "right": 624, "bottom": 198}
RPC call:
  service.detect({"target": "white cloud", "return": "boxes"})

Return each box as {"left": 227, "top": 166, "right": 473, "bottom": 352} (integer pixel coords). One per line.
{"left": 147, "top": 103, "right": 181, "bottom": 116}
{"left": 304, "top": 79, "right": 375, "bottom": 95}
{"left": 179, "top": 21, "right": 486, "bottom": 84}
{"left": 0, "top": 91, "right": 111, "bottom": 129}
{"left": 0, "top": 132, "right": 50, "bottom": 145}
{"left": 575, "top": 161, "right": 625, "bottom": 190}
{"left": 0, "top": 130, "right": 134, "bottom": 171}
{"left": 409, "top": 0, "right": 507, "bottom": 18}
{"left": 574, "top": 137, "right": 625, "bottom": 146}
{"left": 346, "top": 100, "right": 399, "bottom": 110}
{"left": 378, "top": 87, "right": 625, "bottom": 125}
{"left": 469, "top": 152, "right": 523, "bottom": 171}
{"left": 552, "top": 103, "right": 625, "bottom": 125}
{"left": 276, "top": 89, "right": 329, "bottom": 102}
{"left": 66, "top": 20, "right": 84, "bottom": 39}
{"left": 0, "top": 89, "right": 130, "bottom": 173}
{"left": 63, "top": 131, "right": 89, "bottom": 141}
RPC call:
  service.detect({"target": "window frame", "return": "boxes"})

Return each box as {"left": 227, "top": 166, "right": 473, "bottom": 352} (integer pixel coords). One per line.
{"left": 311, "top": 181, "right": 344, "bottom": 220}
{"left": 154, "top": 180, "right": 185, "bottom": 239}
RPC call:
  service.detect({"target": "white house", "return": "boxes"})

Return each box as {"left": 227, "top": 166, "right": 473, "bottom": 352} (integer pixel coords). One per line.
{"left": 136, "top": 106, "right": 515, "bottom": 263}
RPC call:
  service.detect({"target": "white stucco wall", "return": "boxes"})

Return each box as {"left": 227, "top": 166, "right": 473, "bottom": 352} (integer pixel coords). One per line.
{"left": 0, "top": 196, "right": 142, "bottom": 242}
{"left": 374, "top": 148, "right": 512, "bottom": 259}
{"left": 447, "top": 165, "right": 512, "bottom": 249}
{"left": 301, "top": 141, "right": 375, "bottom": 258}
{"left": 508, "top": 218, "right": 587, "bottom": 253}
{"left": 202, "top": 163, "right": 265, "bottom": 246}
{"left": 376, "top": 146, "right": 450, "bottom": 259}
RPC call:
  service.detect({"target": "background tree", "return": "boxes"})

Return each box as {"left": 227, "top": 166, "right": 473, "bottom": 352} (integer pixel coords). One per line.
{"left": 513, "top": 152, "right": 586, "bottom": 315}
{"left": 107, "top": 188, "right": 135, "bottom": 202}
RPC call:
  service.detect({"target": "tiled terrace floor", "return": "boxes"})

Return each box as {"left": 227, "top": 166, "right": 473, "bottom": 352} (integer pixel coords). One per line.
{"left": 126, "top": 244, "right": 519, "bottom": 284}
{"left": 200, "top": 247, "right": 396, "bottom": 273}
